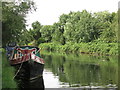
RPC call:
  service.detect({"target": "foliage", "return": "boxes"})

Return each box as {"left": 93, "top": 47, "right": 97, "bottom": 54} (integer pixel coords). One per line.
{"left": 18, "top": 29, "right": 34, "bottom": 45}
{"left": 39, "top": 42, "right": 118, "bottom": 55}
{"left": 35, "top": 10, "right": 118, "bottom": 55}
{"left": 64, "top": 10, "right": 100, "bottom": 43}
{"left": 27, "top": 21, "right": 43, "bottom": 45}
{"left": 2, "top": 1, "right": 36, "bottom": 47}
{"left": 52, "top": 22, "right": 66, "bottom": 45}
{"left": 96, "top": 12, "right": 118, "bottom": 43}
{"left": 31, "top": 21, "right": 42, "bottom": 40}
{"left": 3, "top": 4, "right": 118, "bottom": 55}
{"left": 29, "top": 10, "right": 117, "bottom": 45}
{"left": 2, "top": 53, "right": 17, "bottom": 88}
{"left": 40, "top": 25, "right": 54, "bottom": 43}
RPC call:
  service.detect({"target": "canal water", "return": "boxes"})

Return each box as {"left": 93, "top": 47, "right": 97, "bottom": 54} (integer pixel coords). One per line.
{"left": 2, "top": 51, "right": 118, "bottom": 89}
{"left": 41, "top": 51, "right": 118, "bottom": 89}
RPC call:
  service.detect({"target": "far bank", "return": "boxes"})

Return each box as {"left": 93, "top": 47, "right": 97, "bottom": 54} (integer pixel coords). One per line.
{"left": 38, "top": 42, "right": 118, "bottom": 56}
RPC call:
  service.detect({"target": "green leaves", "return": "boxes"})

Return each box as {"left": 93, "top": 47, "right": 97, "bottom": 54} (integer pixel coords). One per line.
{"left": 2, "top": 1, "right": 36, "bottom": 47}
{"left": 64, "top": 10, "right": 100, "bottom": 43}
{"left": 41, "top": 25, "right": 53, "bottom": 42}
{"left": 25, "top": 10, "right": 117, "bottom": 49}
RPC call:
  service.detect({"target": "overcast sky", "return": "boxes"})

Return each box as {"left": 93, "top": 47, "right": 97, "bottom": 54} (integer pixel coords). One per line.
{"left": 26, "top": 0, "right": 119, "bottom": 29}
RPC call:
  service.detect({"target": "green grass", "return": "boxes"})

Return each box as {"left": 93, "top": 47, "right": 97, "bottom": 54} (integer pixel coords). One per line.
{"left": 2, "top": 52, "right": 17, "bottom": 89}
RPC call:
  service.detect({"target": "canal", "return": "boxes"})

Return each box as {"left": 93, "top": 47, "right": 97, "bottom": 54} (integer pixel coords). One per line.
{"left": 41, "top": 51, "right": 118, "bottom": 89}
{"left": 2, "top": 51, "right": 118, "bottom": 89}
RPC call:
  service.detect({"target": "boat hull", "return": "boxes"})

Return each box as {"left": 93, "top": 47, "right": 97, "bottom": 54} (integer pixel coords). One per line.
{"left": 14, "top": 61, "right": 44, "bottom": 89}
{"left": 6, "top": 46, "right": 45, "bottom": 89}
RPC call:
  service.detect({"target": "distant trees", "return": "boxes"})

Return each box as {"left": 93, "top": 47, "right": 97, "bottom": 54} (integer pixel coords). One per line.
{"left": 94, "top": 11, "right": 117, "bottom": 43}
{"left": 40, "top": 25, "right": 53, "bottom": 43}
{"left": 52, "top": 22, "right": 66, "bottom": 45}
{"left": 64, "top": 10, "right": 99, "bottom": 43}
{"left": 28, "top": 10, "right": 117, "bottom": 45}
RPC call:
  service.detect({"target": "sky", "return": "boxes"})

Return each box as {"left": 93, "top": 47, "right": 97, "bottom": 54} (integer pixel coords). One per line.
{"left": 26, "top": 0, "right": 119, "bottom": 29}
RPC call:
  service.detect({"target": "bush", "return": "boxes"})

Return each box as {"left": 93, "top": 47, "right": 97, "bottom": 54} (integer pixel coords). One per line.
{"left": 39, "top": 42, "right": 118, "bottom": 55}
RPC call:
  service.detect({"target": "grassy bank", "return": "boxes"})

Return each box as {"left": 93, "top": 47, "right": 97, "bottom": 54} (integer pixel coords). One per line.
{"left": 2, "top": 51, "right": 17, "bottom": 89}
{"left": 39, "top": 42, "right": 118, "bottom": 56}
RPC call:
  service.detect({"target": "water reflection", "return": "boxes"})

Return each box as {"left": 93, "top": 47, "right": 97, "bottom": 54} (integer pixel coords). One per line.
{"left": 41, "top": 52, "right": 118, "bottom": 89}
{"left": 43, "top": 69, "right": 70, "bottom": 88}
{"left": 43, "top": 69, "right": 61, "bottom": 88}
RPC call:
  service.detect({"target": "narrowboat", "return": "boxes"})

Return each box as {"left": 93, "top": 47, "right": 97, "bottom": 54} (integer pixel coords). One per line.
{"left": 6, "top": 43, "right": 45, "bottom": 88}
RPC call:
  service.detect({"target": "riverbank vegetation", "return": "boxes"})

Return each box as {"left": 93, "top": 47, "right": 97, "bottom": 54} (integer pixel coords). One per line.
{"left": 2, "top": 52, "right": 17, "bottom": 88}
{"left": 28, "top": 10, "right": 118, "bottom": 55}
{"left": 1, "top": 1, "right": 119, "bottom": 89}
{"left": 2, "top": 1, "right": 118, "bottom": 55}
{"left": 39, "top": 41, "right": 118, "bottom": 56}
{"left": 2, "top": 1, "right": 36, "bottom": 89}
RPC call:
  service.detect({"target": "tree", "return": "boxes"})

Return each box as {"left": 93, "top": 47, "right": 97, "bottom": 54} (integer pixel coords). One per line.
{"left": 2, "top": 1, "right": 36, "bottom": 47}
{"left": 31, "top": 21, "right": 42, "bottom": 40}
{"left": 52, "top": 22, "right": 66, "bottom": 45}
{"left": 41, "top": 25, "right": 54, "bottom": 43}
{"left": 64, "top": 10, "right": 100, "bottom": 43}
{"left": 99, "top": 12, "right": 118, "bottom": 43}
{"left": 18, "top": 29, "right": 34, "bottom": 45}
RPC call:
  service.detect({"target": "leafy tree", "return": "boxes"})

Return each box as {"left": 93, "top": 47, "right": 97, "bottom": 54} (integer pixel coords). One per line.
{"left": 52, "top": 22, "right": 66, "bottom": 45}
{"left": 22, "top": 10, "right": 118, "bottom": 46}
{"left": 31, "top": 21, "right": 42, "bottom": 40}
{"left": 19, "top": 29, "right": 33, "bottom": 45}
{"left": 51, "top": 14, "right": 69, "bottom": 45}
{"left": 95, "top": 12, "right": 118, "bottom": 42}
{"left": 2, "top": 1, "right": 36, "bottom": 47}
{"left": 64, "top": 10, "right": 101, "bottom": 43}
{"left": 40, "top": 25, "right": 54, "bottom": 43}
{"left": 63, "top": 10, "right": 117, "bottom": 43}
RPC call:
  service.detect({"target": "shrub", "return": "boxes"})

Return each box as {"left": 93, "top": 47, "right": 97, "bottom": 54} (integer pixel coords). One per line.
{"left": 39, "top": 42, "right": 118, "bottom": 55}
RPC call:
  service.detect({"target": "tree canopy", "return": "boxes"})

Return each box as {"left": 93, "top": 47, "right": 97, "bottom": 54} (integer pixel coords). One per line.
{"left": 27, "top": 10, "right": 117, "bottom": 45}
{"left": 2, "top": 1, "right": 117, "bottom": 47}
{"left": 2, "top": 1, "right": 36, "bottom": 47}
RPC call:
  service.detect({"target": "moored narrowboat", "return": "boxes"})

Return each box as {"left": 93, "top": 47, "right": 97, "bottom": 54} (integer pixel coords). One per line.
{"left": 6, "top": 43, "right": 45, "bottom": 89}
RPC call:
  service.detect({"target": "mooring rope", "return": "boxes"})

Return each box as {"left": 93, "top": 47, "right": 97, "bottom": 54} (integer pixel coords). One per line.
{"left": 13, "top": 62, "right": 23, "bottom": 80}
